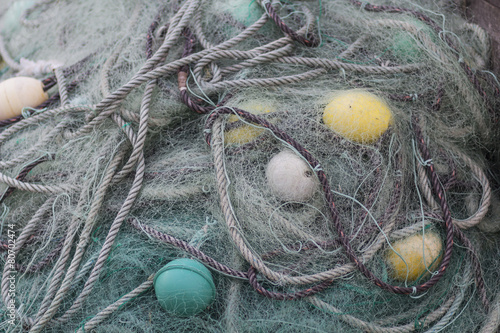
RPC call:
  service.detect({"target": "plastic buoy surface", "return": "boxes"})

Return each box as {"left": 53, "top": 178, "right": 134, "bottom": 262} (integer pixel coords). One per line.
{"left": 385, "top": 231, "right": 443, "bottom": 282}
{"left": 266, "top": 150, "right": 317, "bottom": 202}
{"left": 323, "top": 90, "right": 393, "bottom": 144}
{"left": 0, "top": 77, "right": 48, "bottom": 120}
{"left": 154, "top": 258, "right": 216, "bottom": 317}
{"left": 224, "top": 100, "right": 276, "bottom": 145}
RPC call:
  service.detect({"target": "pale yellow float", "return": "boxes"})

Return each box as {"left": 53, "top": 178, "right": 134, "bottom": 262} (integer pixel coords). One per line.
{"left": 224, "top": 100, "right": 276, "bottom": 145}
{"left": 323, "top": 90, "right": 393, "bottom": 144}
{"left": 0, "top": 77, "right": 48, "bottom": 120}
{"left": 385, "top": 230, "right": 443, "bottom": 282}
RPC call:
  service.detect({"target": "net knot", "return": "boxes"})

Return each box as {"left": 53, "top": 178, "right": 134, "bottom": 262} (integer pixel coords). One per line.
{"left": 421, "top": 159, "right": 433, "bottom": 167}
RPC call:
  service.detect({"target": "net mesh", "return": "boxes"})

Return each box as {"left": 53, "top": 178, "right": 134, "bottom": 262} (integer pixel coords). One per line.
{"left": 0, "top": 0, "right": 498, "bottom": 332}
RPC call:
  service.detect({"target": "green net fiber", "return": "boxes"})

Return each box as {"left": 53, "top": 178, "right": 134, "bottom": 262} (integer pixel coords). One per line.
{"left": 0, "top": 0, "right": 499, "bottom": 332}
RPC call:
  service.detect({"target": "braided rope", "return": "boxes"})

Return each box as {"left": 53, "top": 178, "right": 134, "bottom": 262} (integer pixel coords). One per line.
{"left": 0, "top": 105, "right": 93, "bottom": 144}
{"left": 54, "top": 67, "right": 69, "bottom": 106}
{"left": 93, "top": 11, "right": 269, "bottom": 114}
{"left": 75, "top": 277, "right": 154, "bottom": 333}
{"left": 50, "top": 57, "right": 154, "bottom": 329}
{"left": 0, "top": 0, "right": 495, "bottom": 331}
{"left": 192, "top": 4, "right": 317, "bottom": 81}
{"left": 210, "top": 106, "right": 459, "bottom": 296}
{"left": 350, "top": 0, "right": 496, "bottom": 125}
{"left": 480, "top": 293, "right": 500, "bottom": 333}
{"left": 416, "top": 149, "right": 491, "bottom": 229}
{"left": 126, "top": 205, "right": 476, "bottom": 332}
{"left": 53, "top": 105, "right": 147, "bottom": 328}
{"left": 308, "top": 293, "right": 456, "bottom": 333}
{"left": 128, "top": 218, "right": 248, "bottom": 279}
{"left": 0, "top": 172, "right": 75, "bottom": 194}
{"left": 0, "top": 155, "right": 53, "bottom": 204}
{"left": 211, "top": 115, "right": 402, "bottom": 286}
{"left": 1, "top": 197, "right": 56, "bottom": 328}
{"left": 462, "top": 22, "right": 490, "bottom": 67}
{"left": 32, "top": 186, "right": 101, "bottom": 325}
{"left": 264, "top": 3, "right": 318, "bottom": 47}
{"left": 29, "top": 145, "right": 128, "bottom": 332}
{"left": 0, "top": 120, "right": 66, "bottom": 169}
{"left": 203, "top": 68, "right": 327, "bottom": 93}
{"left": 15, "top": 240, "right": 64, "bottom": 274}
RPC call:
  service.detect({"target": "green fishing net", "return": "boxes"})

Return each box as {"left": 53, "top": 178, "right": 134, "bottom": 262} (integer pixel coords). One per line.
{"left": 0, "top": 0, "right": 499, "bottom": 332}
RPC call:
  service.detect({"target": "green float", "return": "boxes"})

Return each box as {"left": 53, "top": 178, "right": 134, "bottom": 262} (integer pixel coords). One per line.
{"left": 154, "top": 258, "right": 216, "bottom": 317}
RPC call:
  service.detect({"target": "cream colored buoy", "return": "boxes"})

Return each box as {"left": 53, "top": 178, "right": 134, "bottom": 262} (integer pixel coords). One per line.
{"left": 266, "top": 150, "right": 318, "bottom": 202}
{"left": 323, "top": 90, "right": 393, "bottom": 144}
{"left": 385, "top": 230, "right": 443, "bottom": 282}
{"left": 0, "top": 77, "right": 48, "bottom": 120}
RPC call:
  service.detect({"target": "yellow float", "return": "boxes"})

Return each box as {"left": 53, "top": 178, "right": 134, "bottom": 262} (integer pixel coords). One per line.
{"left": 323, "top": 90, "right": 393, "bottom": 144}
{"left": 385, "top": 230, "right": 443, "bottom": 282}
{"left": 224, "top": 100, "right": 276, "bottom": 145}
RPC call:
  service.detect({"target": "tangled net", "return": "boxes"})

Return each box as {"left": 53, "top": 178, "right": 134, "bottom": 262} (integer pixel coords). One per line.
{"left": 0, "top": 0, "right": 499, "bottom": 332}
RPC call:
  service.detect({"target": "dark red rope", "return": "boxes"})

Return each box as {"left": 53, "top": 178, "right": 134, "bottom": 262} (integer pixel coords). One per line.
{"left": 264, "top": 3, "right": 319, "bottom": 47}
{"left": 130, "top": 218, "right": 339, "bottom": 300}
{"left": 172, "top": 5, "right": 488, "bottom": 305}
{"left": 145, "top": 8, "right": 166, "bottom": 59}
{"left": 203, "top": 106, "right": 454, "bottom": 296}
{"left": 247, "top": 265, "right": 333, "bottom": 300}
{"left": 177, "top": 29, "right": 214, "bottom": 114}
{"left": 127, "top": 217, "right": 248, "bottom": 279}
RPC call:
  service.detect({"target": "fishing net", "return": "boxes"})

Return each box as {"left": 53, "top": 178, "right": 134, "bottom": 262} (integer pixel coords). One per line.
{"left": 0, "top": 0, "right": 499, "bottom": 332}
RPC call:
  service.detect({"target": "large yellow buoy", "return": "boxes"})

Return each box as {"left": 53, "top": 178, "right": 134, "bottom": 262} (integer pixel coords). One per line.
{"left": 224, "top": 100, "right": 276, "bottom": 145}
{"left": 0, "top": 77, "right": 48, "bottom": 121}
{"left": 385, "top": 230, "right": 443, "bottom": 282}
{"left": 323, "top": 90, "right": 393, "bottom": 144}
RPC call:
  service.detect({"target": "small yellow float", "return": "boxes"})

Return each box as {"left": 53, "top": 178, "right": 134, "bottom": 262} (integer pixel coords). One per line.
{"left": 385, "top": 230, "right": 443, "bottom": 282}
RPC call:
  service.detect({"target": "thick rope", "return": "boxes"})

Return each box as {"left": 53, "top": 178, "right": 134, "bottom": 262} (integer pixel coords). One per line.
{"left": 29, "top": 146, "right": 128, "bottom": 332}
{"left": 75, "top": 276, "right": 154, "bottom": 333}
{"left": 416, "top": 149, "right": 491, "bottom": 229}
{"left": 480, "top": 293, "right": 500, "bottom": 333}
{"left": 210, "top": 108, "right": 458, "bottom": 297}
{"left": 308, "top": 294, "right": 456, "bottom": 333}
{"left": 212, "top": 115, "right": 403, "bottom": 285}
{"left": 1, "top": 197, "right": 56, "bottom": 328}
{"left": 0, "top": 1, "right": 496, "bottom": 331}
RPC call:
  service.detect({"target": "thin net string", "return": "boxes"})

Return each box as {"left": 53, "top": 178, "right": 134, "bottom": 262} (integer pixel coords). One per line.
{"left": 0, "top": 0, "right": 497, "bottom": 332}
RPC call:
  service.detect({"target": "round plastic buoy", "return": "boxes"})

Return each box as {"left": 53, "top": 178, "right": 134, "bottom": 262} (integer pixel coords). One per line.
{"left": 323, "top": 90, "right": 393, "bottom": 144}
{"left": 154, "top": 258, "right": 216, "bottom": 317}
{"left": 0, "top": 77, "right": 48, "bottom": 120}
{"left": 266, "top": 150, "right": 317, "bottom": 202}
{"left": 385, "top": 231, "right": 443, "bottom": 282}
{"left": 224, "top": 100, "right": 276, "bottom": 145}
